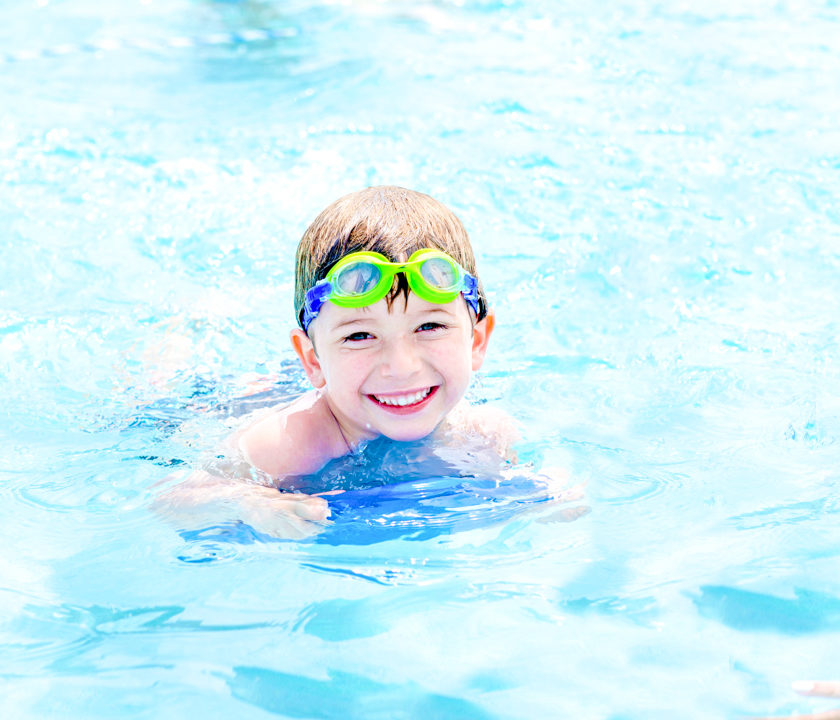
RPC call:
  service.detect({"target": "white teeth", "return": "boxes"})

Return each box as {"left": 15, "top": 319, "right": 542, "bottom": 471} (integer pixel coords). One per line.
{"left": 373, "top": 387, "right": 432, "bottom": 406}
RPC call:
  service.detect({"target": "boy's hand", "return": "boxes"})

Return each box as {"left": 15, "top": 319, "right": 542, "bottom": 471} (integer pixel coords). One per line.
{"left": 235, "top": 484, "right": 330, "bottom": 539}
{"left": 154, "top": 471, "right": 330, "bottom": 540}
{"left": 531, "top": 466, "right": 590, "bottom": 523}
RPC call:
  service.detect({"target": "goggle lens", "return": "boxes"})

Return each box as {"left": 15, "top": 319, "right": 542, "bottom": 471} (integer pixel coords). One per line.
{"left": 419, "top": 256, "right": 460, "bottom": 291}
{"left": 333, "top": 261, "right": 382, "bottom": 296}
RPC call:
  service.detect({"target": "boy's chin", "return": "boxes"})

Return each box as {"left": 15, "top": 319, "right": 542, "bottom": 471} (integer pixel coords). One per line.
{"left": 380, "top": 424, "right": 438, "bottom": 443}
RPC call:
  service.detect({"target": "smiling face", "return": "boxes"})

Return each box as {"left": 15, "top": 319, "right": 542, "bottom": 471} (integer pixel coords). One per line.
{"left": 290, "top": 293, "right": 495, "bottom": 447}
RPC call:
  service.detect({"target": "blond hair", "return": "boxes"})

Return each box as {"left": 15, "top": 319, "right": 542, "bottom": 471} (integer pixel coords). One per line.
{"left": 294, "top": 186, "right": 487, "bottom": 328}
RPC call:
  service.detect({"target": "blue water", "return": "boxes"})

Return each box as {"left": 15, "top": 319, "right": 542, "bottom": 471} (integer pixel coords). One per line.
{"left": 2, "top": 1, "right": 840, "bottom": 717}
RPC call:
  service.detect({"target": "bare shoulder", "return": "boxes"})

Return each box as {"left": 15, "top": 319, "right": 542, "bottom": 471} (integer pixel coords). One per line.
{"left": 236, "top": 391, "right": 340, "bottom": 478}
{"left": 441, "top": 401, "right": 520, "bottom": 462}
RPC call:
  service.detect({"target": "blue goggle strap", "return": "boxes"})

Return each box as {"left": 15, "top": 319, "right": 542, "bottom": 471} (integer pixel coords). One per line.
{"left": 302, "top": 279, "right": 332, "bottom": 331}
{"left": 461, "top": 274, "right": 481, "bottom": 319}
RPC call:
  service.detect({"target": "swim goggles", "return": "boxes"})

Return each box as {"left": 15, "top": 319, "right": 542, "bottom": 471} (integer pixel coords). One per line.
{"left": 302, "top": 249, "right": 482, "bottom": 330}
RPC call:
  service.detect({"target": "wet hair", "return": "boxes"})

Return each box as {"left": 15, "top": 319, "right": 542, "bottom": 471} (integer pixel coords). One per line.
{"left": 294, "top": 186, "right": 488, "bottom": 329}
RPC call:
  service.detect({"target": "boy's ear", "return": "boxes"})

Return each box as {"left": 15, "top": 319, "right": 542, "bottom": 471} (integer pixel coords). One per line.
{"left": 471, "top": 309, "right": 496, "bottom": 371}
{"left": 290, "top": 328, "right": 326, "bottom": 388}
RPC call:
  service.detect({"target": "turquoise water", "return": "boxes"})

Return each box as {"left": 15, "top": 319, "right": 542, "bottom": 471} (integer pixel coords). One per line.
{"left": 2, "top": 0, "right": 840, "bottom": 717}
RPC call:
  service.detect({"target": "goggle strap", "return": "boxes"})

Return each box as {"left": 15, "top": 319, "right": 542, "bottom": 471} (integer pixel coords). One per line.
{"left": 461, "top": 274, "right": 482, "bottom": 318}
{"left": 302, "top": 279, "right": 332, "bottom": 330}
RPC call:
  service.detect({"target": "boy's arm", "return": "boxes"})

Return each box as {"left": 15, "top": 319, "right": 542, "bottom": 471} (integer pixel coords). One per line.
{"left": 153, "top": 393, "right": 339, "bottom": 539}
{"left": 444, "top": 402, "right": 583, "bottom": 507}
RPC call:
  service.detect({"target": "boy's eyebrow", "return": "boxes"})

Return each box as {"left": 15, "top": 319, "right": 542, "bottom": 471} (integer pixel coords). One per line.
{"left": 331, "top": 317, "right": 372, "bottom": 330}
{"left": 329, "top": 309, "right": 377, "bottom": 330}
{"left": 327, "top": 304, "right": 461, "bottom": 331}
{"left": 408, "top": 306, "right": 459, "bottom": 318}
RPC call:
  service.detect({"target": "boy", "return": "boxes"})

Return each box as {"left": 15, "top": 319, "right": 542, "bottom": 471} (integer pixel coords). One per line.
{"left": 159, "top": 186, "right": 518, "bottom": 538}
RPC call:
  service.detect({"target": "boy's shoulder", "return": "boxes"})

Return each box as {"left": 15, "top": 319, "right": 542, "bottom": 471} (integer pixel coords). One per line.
{"left": 439, "top": 401, "right": 520, "bottom": 462}
{"left": 236, "top": 391, "right": 343, "bottom": 479}
{"left": 234, "top": 395, "right": 518, "bottom": 478}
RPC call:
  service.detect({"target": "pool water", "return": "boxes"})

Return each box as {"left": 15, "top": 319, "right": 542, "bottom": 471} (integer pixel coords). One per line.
{"left": 2, "top": 0, "right": 839, "bottom": 717}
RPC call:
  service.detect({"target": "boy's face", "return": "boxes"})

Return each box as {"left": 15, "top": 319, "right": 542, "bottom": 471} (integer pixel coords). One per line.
{"left": 291, "top": 293, "right": 494, "bottom": 446}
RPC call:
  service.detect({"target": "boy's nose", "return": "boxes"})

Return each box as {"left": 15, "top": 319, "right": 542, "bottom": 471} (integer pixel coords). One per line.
{"left": 378, "top": 336, "right": 422, "bottom": 378}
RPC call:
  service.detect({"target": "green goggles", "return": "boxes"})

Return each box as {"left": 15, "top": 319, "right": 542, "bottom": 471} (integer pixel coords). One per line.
{"left": 301, "top": 249, "right": 482, "bottom": 330}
